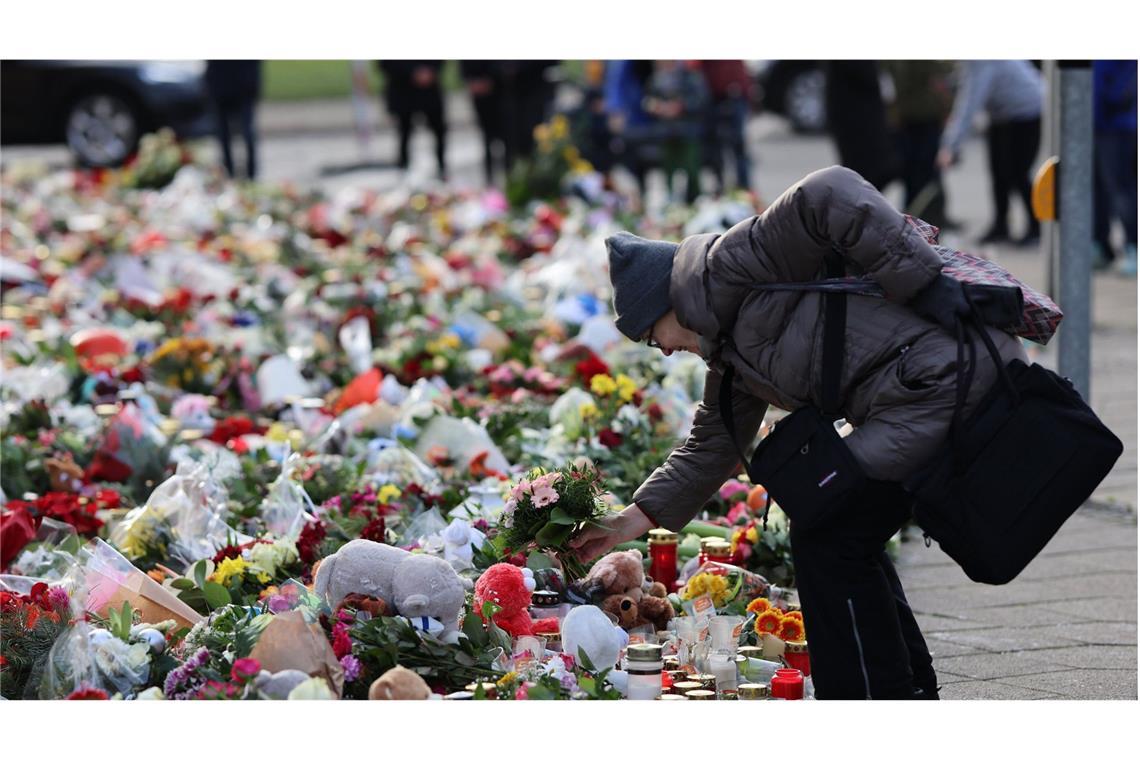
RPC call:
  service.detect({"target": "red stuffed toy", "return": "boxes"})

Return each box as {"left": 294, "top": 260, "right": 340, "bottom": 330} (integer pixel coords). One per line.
{"left": 473, "top": 563, "right": 559, "bottom": 637}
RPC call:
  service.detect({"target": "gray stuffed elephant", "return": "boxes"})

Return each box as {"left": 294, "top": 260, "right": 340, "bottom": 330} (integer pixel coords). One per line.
{"left": 313, "top": 539, "right": 466, "bottom": 640}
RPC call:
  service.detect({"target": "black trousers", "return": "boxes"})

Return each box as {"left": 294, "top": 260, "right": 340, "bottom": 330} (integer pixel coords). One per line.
{"left": 985, "top": 117, "right": 1041, "bottom": 237}
{"left": 213, "top": 97, "right": 257, "bottom": 180}
{"left": 897, "top": 120, "right": 946, "bottom": 222}
{"left": 390, "top": 89, "right": 447, "bottom": 176}
{"left": 790, "top": 479, "right": 937, "bottom": 700}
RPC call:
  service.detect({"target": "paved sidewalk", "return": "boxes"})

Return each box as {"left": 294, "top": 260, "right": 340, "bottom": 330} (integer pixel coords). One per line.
{"left": 896, "top": 505, "right": 1137, "bottom": 699}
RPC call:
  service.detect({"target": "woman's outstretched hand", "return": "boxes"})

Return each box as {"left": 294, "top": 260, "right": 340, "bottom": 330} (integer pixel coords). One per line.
{"left": 569, "top": 504, "right": 655, "bottom": 563}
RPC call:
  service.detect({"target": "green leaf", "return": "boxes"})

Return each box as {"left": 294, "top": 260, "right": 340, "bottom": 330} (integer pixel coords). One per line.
{"left": 577, "top": 646, "right": 596, "bottom": 672}
{"left": 534, "top": 522, "right": 572, "bottom": 548}
{"left": 525, "top": 553, "right": 553, "bottom": 571}
{"left": 547, "top": 507, "right": 576, "bottom": 526}
{"left": 170, "top": 578, "right": 197, "bottom": 591}
{"left": 461, "top": 612, "right": 488, "bottom": 647}
{"left": 202, "top": 582, "right": 231, "bottom": 610}
{"left": 193, "top": 560, "right": 208, "bottom": 590}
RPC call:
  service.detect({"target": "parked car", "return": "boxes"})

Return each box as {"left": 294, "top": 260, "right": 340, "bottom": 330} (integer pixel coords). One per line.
{"left": 752, "top": 60, "right": 826, "bottom": 133}
{"left": 1, "top": 60, "right": 214, "bottom": 167}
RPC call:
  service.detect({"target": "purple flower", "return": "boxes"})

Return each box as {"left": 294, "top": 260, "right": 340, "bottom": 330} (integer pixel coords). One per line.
{"left": 164, "top": 646, "right": 210, "bottom": 698}
{"left": 340, "top": 655, "right": 362, "bottom": 682}
{"left": 267, "top": 595, "right": 294, "bottom": 614}
{"left": 47, "top": 586, "right": 70, "bottom": 610}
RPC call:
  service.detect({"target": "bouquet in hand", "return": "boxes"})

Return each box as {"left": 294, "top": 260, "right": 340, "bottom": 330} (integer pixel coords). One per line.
{"left": 495, "top": 464, "right": 608, "bottom": 581}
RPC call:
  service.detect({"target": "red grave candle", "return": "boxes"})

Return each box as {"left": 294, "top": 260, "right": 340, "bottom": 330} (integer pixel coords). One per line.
{"left": 647, "top": 528, "right": 678, "bottom": 592}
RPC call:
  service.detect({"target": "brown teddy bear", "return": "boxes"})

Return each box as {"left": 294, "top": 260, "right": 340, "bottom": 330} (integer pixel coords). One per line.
{"left": 583, "top": 549, "right": 674, "bottom": 631}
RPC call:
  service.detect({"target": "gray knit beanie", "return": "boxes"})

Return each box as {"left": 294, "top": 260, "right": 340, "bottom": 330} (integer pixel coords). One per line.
{"left": 606, "top": 232, "right": 678, "bottom": 341}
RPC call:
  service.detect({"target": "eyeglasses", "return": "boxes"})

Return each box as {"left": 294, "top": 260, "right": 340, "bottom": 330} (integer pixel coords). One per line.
{"left": 645, "top": 329, "right": 662, "bottom": 350}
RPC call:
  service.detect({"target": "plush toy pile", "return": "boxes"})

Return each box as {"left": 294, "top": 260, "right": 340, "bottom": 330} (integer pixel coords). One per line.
{"left": 0, "top": 150, "right": 833, "bottom": 701}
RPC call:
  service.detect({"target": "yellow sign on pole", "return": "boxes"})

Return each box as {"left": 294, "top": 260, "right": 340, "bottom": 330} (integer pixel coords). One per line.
{"left": 1033, "top": 157, "right": 1059, "bottom": 221}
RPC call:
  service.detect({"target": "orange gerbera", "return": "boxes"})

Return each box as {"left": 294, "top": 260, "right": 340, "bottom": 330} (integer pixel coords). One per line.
{"left": 754, "top": 610, "right": 783, "bottom": 635}
{"left": 746, "top": 597, "right": 772, "bottom": 615}
{"left": 779, "top": 617, "right": 806, "bottom": 642}
{"left": 784, "top": 610, "right": 803, "bottom": 622}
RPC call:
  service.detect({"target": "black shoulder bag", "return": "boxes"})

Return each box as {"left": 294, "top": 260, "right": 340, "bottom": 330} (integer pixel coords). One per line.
{"left": 903, "top": 294, "right": 1124, "bottom": 584}
{"left": 719, "top": 251, "right": 868, "bottom": 533}
{"left": 721, "top": 257, "right": 1123, "bottom": 583}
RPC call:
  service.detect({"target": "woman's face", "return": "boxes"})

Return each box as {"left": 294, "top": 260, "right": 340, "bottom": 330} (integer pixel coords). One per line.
{"left": 645, "top": 310, "right": 702, "bottom": 357}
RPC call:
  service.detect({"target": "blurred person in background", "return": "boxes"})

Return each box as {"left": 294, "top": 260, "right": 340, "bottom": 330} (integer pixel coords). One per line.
{"left": 603, "top": 60, "right": 655, "bottom": 194}
{"left": 377, "top": 61, "right": 447, "bottom": 181}
{"left": 883, "top": 61, "right": 958, "bottom": 231}
{"left": 824, "top": 61, "right": 899, "bottom": 191}
{"left": 461, "top": 61, "right": 505, "bottom": 186}
{"left": 699, "top": 60, "right": 754, "bottom": 193}
{"left": 644, "top": 60, "right": 710, "bottom": 204}
{"left": 1092, "top": 60, "right": 1137, "bottom": 276}
{"left": 497, "top": 61, "right": 559, "bottom": 172}
{"left": 205, "top": 60, "right": 262, "bottom": 180}
{"left": 936, "top": 60, "right": 1044, "bottom": 247}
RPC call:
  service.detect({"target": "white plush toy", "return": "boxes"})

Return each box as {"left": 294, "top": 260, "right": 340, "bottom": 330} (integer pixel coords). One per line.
{"left": 439, "top": 518, "right": 486, "bottom": 569}
{"left": 561, "top": 605, "right": 629, "bottom": 672}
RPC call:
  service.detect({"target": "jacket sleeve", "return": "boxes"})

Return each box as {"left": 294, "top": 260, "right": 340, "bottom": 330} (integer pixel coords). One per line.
{"left": 632, "top": 368, "right": 767, "bottom": 531}
{"left": 940, "top": 61, "right": 994, "bottom": 156}
{"left": 705, "top": 165, "right": 944, "bottom": 303}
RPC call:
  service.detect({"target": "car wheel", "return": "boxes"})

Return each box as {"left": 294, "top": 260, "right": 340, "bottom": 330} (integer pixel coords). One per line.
{"left": 783, "top": 69, "right": 827, "bottom": 134}
{"left": 65, "top": 92, "right": 140, "bottom": 167}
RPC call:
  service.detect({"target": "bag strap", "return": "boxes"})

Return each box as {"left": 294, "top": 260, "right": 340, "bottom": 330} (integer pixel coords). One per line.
{"left": 948, "top": 289, "right": 1021, "bottom": 466}
{"left": 719, "top": 250, "right": 847, "bottom": 522}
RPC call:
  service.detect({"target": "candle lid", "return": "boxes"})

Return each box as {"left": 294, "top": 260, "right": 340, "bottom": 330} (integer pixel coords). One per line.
{"left": 672, "top": 681, "right": 702, "bottom": 692}
{"left": 737, "top": 646, "right": 764, "bottom": 658}
{"left": 739, "top": 683, "right": 770, "bottom": 699}
{"left": 656, "top": 693, "right": 687, "bottom": 701}
{"left": 626, "top": 643, "right": 664, "bottom": 662}
{"left": 694, "top": 673, "right": 717, "bottom": 687}
{"left": 465, "top": 681, "right": 498, "bottom": 695}
{"left": 530, "top": 590, "right": 560, "bottom": 607}
{"left": 784, "top": 640, "right": 808, "bottom": 654}
{"left": 444, "top": 691, "right": 474, "bottom": 700}
{"left": 699, "top": 536, "right": 722, "bottom": 548}
{"left": 686, "top": 689, "right": 717, "bottom": 700}
{"left": 648, "top": 528, "right": 678, "bottom": 545}
{"left": 706, "top": 540, "right": 733, "bottom": 557}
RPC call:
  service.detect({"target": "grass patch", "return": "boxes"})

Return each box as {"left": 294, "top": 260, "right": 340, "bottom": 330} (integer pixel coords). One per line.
{"left": 263, "top": 60, "right": 466, "bottom": 101}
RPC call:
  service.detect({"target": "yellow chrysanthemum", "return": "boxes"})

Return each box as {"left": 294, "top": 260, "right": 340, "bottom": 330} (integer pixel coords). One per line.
{"left": 747, "top": 597, "right": 772, "bottom": 615}
{"left": 255, "top": 571, "right": 272, "bottom": 584}
{"left": 779, "top": 617, "right": 806, "bottom": 642}
{"left": 745, "top": 525, "right": 759, "bottom": 544}
{"left": 590, "top": 374, "right": 617, "bottom": 397}
{"left": 496, "top": 671, "right": 519, "bottom": 691}
{"left": 377, "top": 484, "right": 402, "bottom": 505}
{"left": 579, "top": 402, "right": 599, "bottom": 420}
{"left": 212, "top": 557, "right": 247, "bottom": 587}
{"left": 615, "top": 374, "right": 637, "bottom": 403}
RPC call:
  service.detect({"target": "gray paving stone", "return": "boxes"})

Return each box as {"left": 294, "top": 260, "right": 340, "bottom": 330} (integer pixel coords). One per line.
{"left": 995, "top": 669, "right": 1138, "bottom": 699}
{"left": 951, "top": 604, "right": 1086, "bottom": 628}
{"left": 925, "top": 638, "right": 990, "bottom": 658}
{"left": 929, "top": 629, "right": 1081, "bottom": 654}
{"left": 936, "top": 679, "right": 1057, "bottom": 700}
{"left": 1024, "top": 645, "right": 1137, "bottom": 670}
{"left": 934, "top": 651, "right": 1069, "bottom": 680}
{"left": 1050, "top": 622, "right": 1138, "bottom": 646}
{"left": 1030, "top": 596, "right": 1138, "bottom": 623}
{"left": 912, "top": 612, "right": 987, "bottom": 633}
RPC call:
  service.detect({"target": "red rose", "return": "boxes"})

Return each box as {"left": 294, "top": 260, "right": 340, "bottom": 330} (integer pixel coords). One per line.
{"left": 230, "top": 658, "right": 261, "bottom": 683}
{"left": 598, "top": 428, "right": 623, "bottom": 448}
{"left": 1, "top": 509, "right": 38, "bottom": 569}
{"left": 574, "top": 352, "right": 610, "bottom": 384}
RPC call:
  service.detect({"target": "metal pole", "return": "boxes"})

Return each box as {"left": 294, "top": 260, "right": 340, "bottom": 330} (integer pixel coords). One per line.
{"left": 1057, "top": 60, "right": 1093, "bottom": 401}
{"left": 1043, "top": 60, "right": 1060, "bottom": 300}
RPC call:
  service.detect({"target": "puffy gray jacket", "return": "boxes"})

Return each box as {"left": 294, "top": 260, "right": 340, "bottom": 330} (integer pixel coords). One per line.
{"left": 632, "top": 165, "right": 1028, "bottom": 531}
